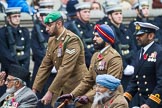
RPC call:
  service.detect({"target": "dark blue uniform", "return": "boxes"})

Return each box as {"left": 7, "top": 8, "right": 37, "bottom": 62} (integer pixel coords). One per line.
{"left": 107, "top": 22, "right": 137, "bottom": 90}
{"left": 66, "top": 18, "right": 95, "bottom": 68}
{"left": 153, "top": 15, "right": 162, "bottom": 45}
{"left": 96, "top": 16, "right": 110, "bottom": 25}
{"left": 0, "top": 25, "right": 30, "bottom": 71}
{"left": 31, "top": 22, "right": 55, "bottom": 108}
{"left": 124, "top": 42, "right": 162, "bottom": 108}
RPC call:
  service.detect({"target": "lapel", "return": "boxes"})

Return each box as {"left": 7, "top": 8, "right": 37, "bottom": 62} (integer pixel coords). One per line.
{"left": 136, "top": 43, "right": 155, "bottom": 73}
{"left": 96, "top": 46, "right": 111, "bottom": 62}
{"left": 51, "top": 29, "right": 67, "bottom": 53}
{"left": 15, "top": 86, "right": 28, "bottom": 102}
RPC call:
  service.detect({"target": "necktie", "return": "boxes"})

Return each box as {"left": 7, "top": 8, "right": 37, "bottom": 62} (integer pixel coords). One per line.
{"left": 140, "top": 48, "right": 144, "bottom": 60}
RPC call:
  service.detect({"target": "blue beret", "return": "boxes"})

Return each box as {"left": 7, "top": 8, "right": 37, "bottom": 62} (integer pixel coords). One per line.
{"left": 94, "top": 24, "right": 115, "bottom": 44}
{"left": 96, "top": 74, "right": 120, "bottom": 91}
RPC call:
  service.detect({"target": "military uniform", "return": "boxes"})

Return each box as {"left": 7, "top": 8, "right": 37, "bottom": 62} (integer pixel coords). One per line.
{"left": 71, "top": 46, "right": 123, "bottom": 101}
{"left": 31, "top": 9, "right": 54, "bottom": 108}
{"left": 124, "top": 22, "right": 162, "bottom": 108}
{"left": 0, "top": 7, "right": 30, "bottom": 71}
{"left": 0, "top": 25, "right": 30, "bottom": 71}
{"left": 100, "top": 90, "right": 128, "bottom": 108}
{"left": 109, "top": 22, "right": 137, "bottom": 90}
{"left": 32, "top": 29, "right": 88, "bottom": 106}
{"left": 153, "top": 15, "right": 162, "bottom": 45}
{"left": 70, "top": 19, "right": 94, "bottom": 68}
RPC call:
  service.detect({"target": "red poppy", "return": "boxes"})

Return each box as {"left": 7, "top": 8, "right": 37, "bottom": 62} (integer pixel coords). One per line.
{"left": 97, "top": 53, "right": 103, "bottom": 60}
{"left": 143, "top": 54, "right": 148, "bottom": 60}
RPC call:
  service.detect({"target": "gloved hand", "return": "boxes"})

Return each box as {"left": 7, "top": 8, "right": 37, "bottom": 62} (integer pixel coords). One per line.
{"left": 77, "top": 96, "right": 89, "bottom": 104}
{"left": 57, "top": 94, "right": 73, "bottom": 101}
{"left": 124, "top": 65, "right": 134, "bottom": 76}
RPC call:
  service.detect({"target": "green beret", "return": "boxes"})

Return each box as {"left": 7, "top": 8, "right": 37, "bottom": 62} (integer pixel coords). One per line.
{"left": 44, "top": 11, "right": 62, "bottom": 24}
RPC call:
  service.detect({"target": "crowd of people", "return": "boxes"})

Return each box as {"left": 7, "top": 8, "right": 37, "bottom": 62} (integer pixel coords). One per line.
{"left": 0, "top": 0, "right": 162, "bottom": 108}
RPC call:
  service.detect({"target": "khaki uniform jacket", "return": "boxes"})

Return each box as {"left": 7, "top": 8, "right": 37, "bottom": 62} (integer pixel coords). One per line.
{"left": 104, "top": 90, "right": 128, "bottom": 108}
{"left": 32, "top": 29, "right": 88, "bottom": 105}
{"left": 71, "top": 46, "right": 123, "bottom": 101}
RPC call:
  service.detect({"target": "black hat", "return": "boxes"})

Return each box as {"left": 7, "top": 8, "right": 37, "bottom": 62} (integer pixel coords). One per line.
{"left": 5, "top": 7, "right": 21, "bottom": 16}
{"left": 134, "top": 22, "right": 159, "bottom": 36}
{"left": 8, "top": 64, "right": 30, "bottom": 82}
{"left": 66, "top": 0, "right": 78, "bottom": 17}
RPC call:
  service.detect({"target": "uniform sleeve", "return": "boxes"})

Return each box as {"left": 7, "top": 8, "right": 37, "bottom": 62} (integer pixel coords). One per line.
{"left": 71, "top": 53, "right": 97, "bottom": 99}
{"left": 48, "top": 37, "right": 81, "bottom": 95}
{"left": 32, "top": 40, "right": 53, "bottom": 92}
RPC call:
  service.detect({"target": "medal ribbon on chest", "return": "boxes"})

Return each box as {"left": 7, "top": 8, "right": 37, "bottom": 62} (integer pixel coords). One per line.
{"left": 57, "top": 42, "right": 63, "bottom": 57}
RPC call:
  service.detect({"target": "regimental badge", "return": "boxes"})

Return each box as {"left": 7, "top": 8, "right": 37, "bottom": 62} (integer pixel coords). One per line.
{"left": 135, "top": 24, "right": 141, "bottom": 30}
{"left": 97, "top": 61, "right": 106, "bottom": 70}
{"left": 49, "top": 19, "right": 52, "bottom": 23}
{"left": 57, "top": 42, "right": 62, "bottom": 57}
{"left": 147, "top": 51, "right": 157, "bottom": 62}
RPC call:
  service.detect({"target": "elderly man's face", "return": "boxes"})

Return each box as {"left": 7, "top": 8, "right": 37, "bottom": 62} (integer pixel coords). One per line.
{"left": 93, "top": 32, "right": 106, "bottom": 50}
{"left": 5, "top": 75, "right": 18, "bottom": 94}
{"left": 92, "top": 84, "right": 112, "bottom": 106}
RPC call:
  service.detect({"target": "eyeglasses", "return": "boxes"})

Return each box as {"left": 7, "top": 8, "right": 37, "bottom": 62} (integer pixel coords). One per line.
{"left": 6, "top": 78, "right": 18, "bottom": 82}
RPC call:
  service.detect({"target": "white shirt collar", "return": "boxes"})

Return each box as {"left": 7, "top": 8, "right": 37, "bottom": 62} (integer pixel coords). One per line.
{"left": 143, "top": 41, "right": 154, "bottom": 54}
{"left": 100, "top": 45, "right": 110, "bottom": 54}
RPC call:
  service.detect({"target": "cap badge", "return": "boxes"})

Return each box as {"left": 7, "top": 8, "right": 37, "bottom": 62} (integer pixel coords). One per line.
{"left": 49, "top": 19, "right": 52, "bottom": 23}
{"left": 136, "top": 24, "right": 141, "bottom": 30}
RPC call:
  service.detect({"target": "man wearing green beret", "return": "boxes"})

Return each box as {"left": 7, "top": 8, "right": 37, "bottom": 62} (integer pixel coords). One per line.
{"left": 32, "top": 11, "right": 89, "bottom": 107}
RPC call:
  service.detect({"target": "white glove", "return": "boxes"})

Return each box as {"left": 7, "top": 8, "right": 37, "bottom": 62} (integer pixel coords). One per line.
{"left": 124, "top": 65, "right": 134, "bottom": 76}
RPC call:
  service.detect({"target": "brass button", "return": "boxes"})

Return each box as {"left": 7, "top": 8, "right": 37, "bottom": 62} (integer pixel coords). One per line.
{"left": 139, "top": 93, "right": 142, "bottom": 96}
{"left": 136, "top": 75, "right": 138, "bottom": 78}
{"left": 55, "top": 61, "right": 56, "bottom": 63}
{"left": 146, "top": 88, "right": 149, "bottom": 91}
{"left": 137, "top": 81, "right": 139, "bottom": 84}
{"left": 138, "top": 88, "right": 140, "bottom": 91}
{"left": 144, "top": 81, "right": 147, "bottom": 85}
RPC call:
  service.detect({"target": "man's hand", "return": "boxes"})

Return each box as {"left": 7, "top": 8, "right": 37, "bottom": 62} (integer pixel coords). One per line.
{"left": 140, "top": 104, "right": 150, "bottom": 108}
{"left": 77, "top": 96, "right": 89, "bottom": 104}
{"left": 41, "top": 91, "right": 53, "bottom": 105}
{"left": 0, "top": 71, "right": 6, "bottom": 86}
{"left": 58, "top": 94, "right": 73, "bottom": 101}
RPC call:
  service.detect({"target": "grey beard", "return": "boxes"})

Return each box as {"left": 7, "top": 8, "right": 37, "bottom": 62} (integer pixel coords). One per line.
{"left": 92, "top": 91, "right": 111, "bottom": 108}
{"left": 6, "top": 86, "right": 16, "bottom": 94}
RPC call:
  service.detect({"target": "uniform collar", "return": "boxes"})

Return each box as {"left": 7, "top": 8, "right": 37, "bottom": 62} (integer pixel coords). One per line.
{"left": 143, "top": 41, "right": 154, "bottom": 54}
